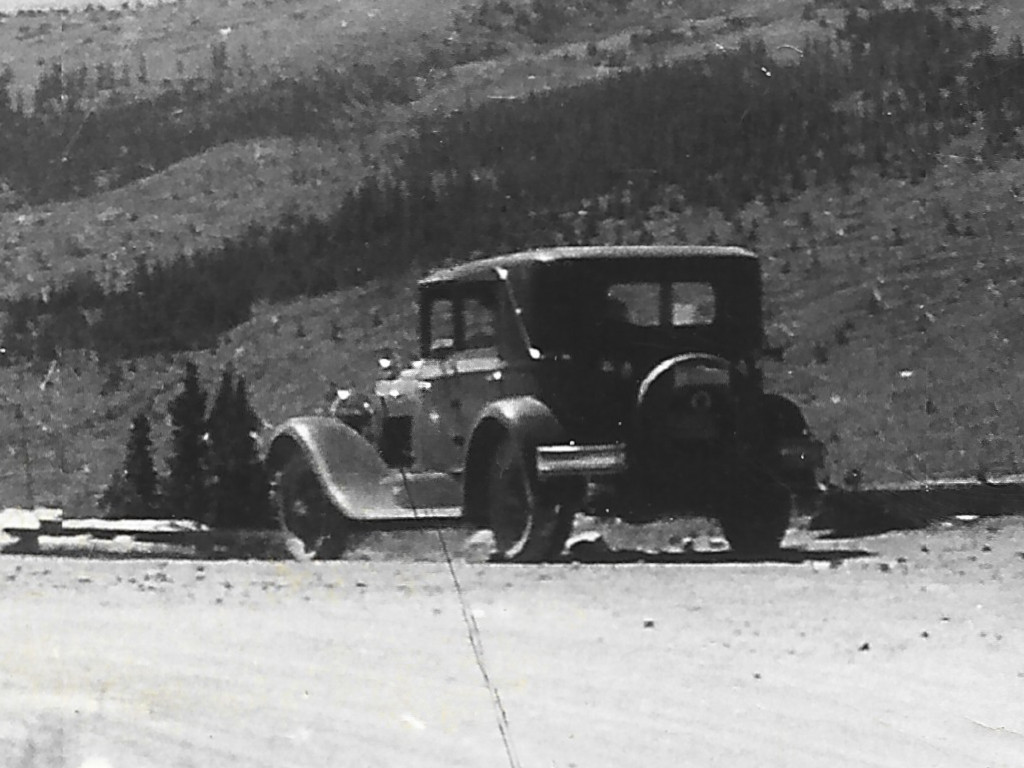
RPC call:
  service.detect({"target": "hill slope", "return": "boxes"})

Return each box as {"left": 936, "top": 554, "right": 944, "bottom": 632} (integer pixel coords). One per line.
{"left": 3, "top": 0, "right": 1024, "bottom": 516}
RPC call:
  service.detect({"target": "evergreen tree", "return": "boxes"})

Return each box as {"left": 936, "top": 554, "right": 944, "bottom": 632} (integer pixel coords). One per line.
{"left": 124, "top": 411, "right": 159, "bottom": 517}
{"left": 165, "top": 361, "right": 209, "bottom": 522}
{"left": 207, "top": 367, "right": 237, "bottom": 528}
{"left": 0, "top": 64, "right": 14, "bottom": 116}
{"left": 207, "top": 368, "right": 272, "bottom": 529}
{"left": 233, "top": 375, "right": 272, "bottom": 529}
{"left": 100, "top": 410, "right": 160, "bottom": 518}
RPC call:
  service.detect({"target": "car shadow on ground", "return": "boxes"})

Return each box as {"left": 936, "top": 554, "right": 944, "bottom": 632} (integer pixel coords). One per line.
{"left": 557, "top": 544, "right": 874, "bottom": 566}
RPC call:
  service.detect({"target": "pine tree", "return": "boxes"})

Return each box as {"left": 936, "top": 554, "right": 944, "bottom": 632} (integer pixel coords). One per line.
{"left": 165, "top": 361, "right": 209, "bottom": 522}
{"left": 124, "top": 411, "right": 159, "bottom": 517}
{"left": 100, "top": 410, "right": 160, "bottom": 519}
{"left": 207, "top": 368, "right": 272, "bottom": 529}
{"left": 233, "top": 375, "right": 272, "bottom": 529}
{"left": 207, "top": 367, "right": 237, "bottom": 529}
{"left": 0, "top": 64, "right": 14, "bottom": 117}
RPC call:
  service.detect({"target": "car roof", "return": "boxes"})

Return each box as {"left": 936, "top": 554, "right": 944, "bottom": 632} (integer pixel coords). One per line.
{"left": 418, "top": 245, "right": 758, "bottom": 287}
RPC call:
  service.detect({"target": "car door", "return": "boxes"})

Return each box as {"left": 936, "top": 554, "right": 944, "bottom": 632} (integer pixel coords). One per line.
{"left": 412, "top": 294, "right": 464, "bottom": 472}
{"left": 412, "top": 284, "right": 506, "bottom": 473}
{"left": 444, "top": 288, "right": 506, "bottom": 450}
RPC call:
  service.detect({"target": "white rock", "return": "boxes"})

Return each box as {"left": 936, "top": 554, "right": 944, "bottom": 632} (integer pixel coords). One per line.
{"left": 566, "top": 531, "right": 611, "bottom": 561}
{"left": 461, "top": 529, "right": 495, "bottom": 563}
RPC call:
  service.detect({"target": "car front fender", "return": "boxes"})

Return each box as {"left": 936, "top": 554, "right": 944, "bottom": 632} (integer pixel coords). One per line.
{"left": 266, "top": 416, "right": 396, "bottom": 520}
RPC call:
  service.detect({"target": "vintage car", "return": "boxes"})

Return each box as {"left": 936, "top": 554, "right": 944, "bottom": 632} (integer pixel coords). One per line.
{"left": 265, "top": 245, "right": 825, "bottom": 561}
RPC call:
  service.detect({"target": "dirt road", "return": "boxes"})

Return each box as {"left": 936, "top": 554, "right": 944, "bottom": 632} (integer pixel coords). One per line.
{"left": 2, "top": 519, "right": 1023, "bottom": 767}
{"left": 0, "top": 0, "right": 170, "bottom": 9}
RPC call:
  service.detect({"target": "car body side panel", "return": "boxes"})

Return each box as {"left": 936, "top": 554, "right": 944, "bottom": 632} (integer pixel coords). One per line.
{"left": 409, "top": 357, "right": 463, "bottom": 472}
{"left": 443, "top": 350, "right": 506, "bottom": 451}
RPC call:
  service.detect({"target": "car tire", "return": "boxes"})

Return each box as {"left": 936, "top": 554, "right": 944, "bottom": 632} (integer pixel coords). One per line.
{"left": 786, "top": 468, "right": 823, "bottom": 518}
{"left": 484, "top": 435, "right": 575, "bottom": 563}
{"left": 273, "top": 453, "right": 351, "bottom": 561}
{"left": 718, "top": 471, "right": 791, "bottom": 557}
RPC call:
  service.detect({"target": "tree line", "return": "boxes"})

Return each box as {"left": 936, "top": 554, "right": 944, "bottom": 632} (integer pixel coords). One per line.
{"left": 0, "top": 50, "right": 423, "bottom": 206}
{"left": 0, "top": 0, "right": 636, "bottom": 207}
{"left": 5, "top": 4, "right": 1023, "bottom": 360}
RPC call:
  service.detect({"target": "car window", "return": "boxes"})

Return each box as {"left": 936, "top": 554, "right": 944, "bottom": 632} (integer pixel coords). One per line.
{"left": 607, "top": 283, "right": 660, "bottom": 326}
{"left": 428, "top": 298, "right": 455, "bottom": 356}
{"left": 671, "top": 282, "right": 716, "bottom": 325}
{"left": 462, "top": 295, "right": 497, "bottom": 350}
{"left": 606, "top": 282, "right": 716, "bottom": 327}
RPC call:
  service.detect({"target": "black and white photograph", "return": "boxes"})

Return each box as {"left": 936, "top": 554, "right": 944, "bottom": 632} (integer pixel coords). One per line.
{"left": 1, "top": 0, "right": 1022, "bottom": 764}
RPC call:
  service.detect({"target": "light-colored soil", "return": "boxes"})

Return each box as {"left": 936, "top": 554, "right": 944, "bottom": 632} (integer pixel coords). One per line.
{"left": 2, "top": 0, "right": 172, "bottom": 9}
{"left": 2, "top": 517, "right": 1023, "bottom": 767}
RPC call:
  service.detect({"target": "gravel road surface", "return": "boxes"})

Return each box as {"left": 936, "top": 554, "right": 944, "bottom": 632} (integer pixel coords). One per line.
{"left": 2, "top": 520, "right": 1023, "bottom": 767}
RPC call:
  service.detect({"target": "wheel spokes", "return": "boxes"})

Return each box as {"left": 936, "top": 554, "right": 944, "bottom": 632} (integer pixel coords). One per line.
{"left": 489, "top": 449, "right": 531, "bottom": 550}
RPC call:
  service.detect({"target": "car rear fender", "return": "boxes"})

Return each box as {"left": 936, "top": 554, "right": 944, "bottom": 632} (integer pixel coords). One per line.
{"left": 266, "top": 416, "right": 395, "bottom": 519}
{"left": 761, "top": 393, "right": 811, "bottom": 437}
{"left": 761, "top": 394, "right": 827, "bottom": 485}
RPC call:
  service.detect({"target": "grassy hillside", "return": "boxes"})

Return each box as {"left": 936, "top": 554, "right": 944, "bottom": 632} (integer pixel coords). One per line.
{"left": 0, "top": 0, "right": 458, "bottom": 95}
{"left": 756, "top": 141, "right": 1024, "bottom": 485}
{"left": 2, "top": 0, "right": 1024, "bottom": 517}
{"left": 0, "top": 0, "right": 833, "bottom": 291}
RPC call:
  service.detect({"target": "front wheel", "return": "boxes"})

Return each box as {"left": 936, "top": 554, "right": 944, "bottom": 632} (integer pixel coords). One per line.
{"left": 717, "top": 472, "right": 792, "bottom": 557}
{"left": 272, "top": 453, "right": 352, "bottom": 561}
{"left": 484, "top": 436, "right": 576, "bottom": 563}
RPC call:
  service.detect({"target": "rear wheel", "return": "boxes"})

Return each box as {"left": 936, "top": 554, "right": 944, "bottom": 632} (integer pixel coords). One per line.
{"left": 484, "top": 436, "right": 576, "bottom": 563}
{"left": 273, "top": 453, "right": 351, "bottom": 560}
{"left": 718, "top": 472, "right": 792, "bottom": 557}
{"left": 787, "top": 468, "right": 823, "bottom": 518}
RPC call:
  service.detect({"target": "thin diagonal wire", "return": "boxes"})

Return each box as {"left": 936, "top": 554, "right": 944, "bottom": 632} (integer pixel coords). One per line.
{"left": 431, "top": 520, "right": 522, "bottom": 768}
{"left": 382, "top": 394, "right": 521, "bottom": 768}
